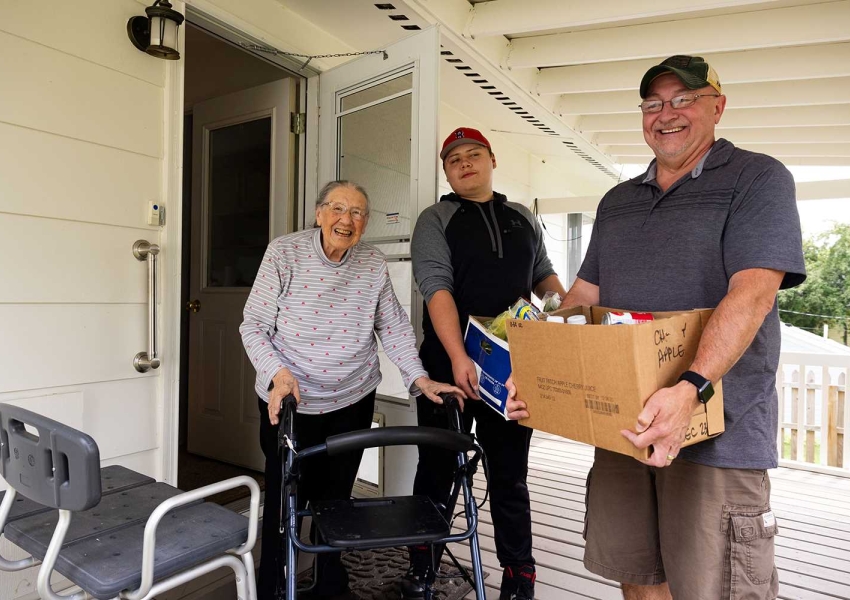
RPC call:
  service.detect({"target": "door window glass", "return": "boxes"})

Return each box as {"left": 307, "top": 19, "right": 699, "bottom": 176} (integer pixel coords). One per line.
{"left": 340, "top": 73, "right": 412, "bottom": 112}
{"left": 339, "top": 85, "right": 412, "bottom": 242}
{"left": 206, "top": 117, "right": 271, "bottom": 287}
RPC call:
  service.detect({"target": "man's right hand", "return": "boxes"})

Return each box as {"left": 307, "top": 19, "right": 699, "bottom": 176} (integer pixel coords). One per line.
{"left": 505, "top": 375, "right": 529, "bottom": 420}
{"left": 268, "top": 368, "right": 301, "bottom": 426}
{"left": 451, "top": 355, "right": 480, "bottom": 400}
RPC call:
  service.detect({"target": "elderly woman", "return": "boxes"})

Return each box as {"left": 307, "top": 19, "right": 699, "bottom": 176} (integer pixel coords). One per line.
{"left": 240, "top": 180, "right": 465, "bottom": 600}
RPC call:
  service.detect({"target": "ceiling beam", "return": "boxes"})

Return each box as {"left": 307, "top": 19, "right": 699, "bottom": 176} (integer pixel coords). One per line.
{"left": 536, "top": 196, "right": 603, "bottom": 214}
{"left": 557, "top": 78, "right": 850, "bottom": 115}
{"left": 595, "top": 126, "right": 850, "bottom": 146}
{"left": 533, "top": 179, "right": 850, "bottom": 213}
{"left": 466, "top": 0, "right": 794, "bottom": 38}
{"left": 605, "top": 143, "right": 850, "bottom": 158}
{"left": 796, "top": 179, "right": 850, "bottom": 201}
{"left": 537, "top": 43, "right": 850, "bottom": 95}
{"left": 577, "top": 105, "right": 850, "bottom": 133}
{"left": 506, "top": 2, "right": 850, "bottom": 68}
{"left": 777, "top": 157, "right": 850, "bottom": 166}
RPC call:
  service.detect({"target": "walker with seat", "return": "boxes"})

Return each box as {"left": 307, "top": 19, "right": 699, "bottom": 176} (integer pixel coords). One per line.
{"left": 278, "top": 393, "right": 486, "bottom": 600}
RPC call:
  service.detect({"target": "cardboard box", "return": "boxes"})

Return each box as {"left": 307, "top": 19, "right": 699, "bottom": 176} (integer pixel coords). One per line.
{"left": 507, "top": 306, "right": 725, "bottom": 460}
{"left": 464, "top": 316, "right": 512, "bottom": 418}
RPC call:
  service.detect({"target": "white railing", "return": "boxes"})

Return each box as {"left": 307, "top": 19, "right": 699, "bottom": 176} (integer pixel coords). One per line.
{"left": 777, "top": 352, "right": 850, "bottom": 476}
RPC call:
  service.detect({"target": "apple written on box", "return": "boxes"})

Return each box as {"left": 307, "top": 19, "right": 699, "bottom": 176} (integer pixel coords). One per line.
{"left": 507, "top": 306, "right": 725, "bottom": 460}
{"left": 464, "top": 316, "right": 512, "bottom": 418}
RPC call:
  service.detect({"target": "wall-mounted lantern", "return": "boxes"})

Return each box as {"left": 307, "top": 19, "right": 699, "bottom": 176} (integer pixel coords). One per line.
{"left": 127, "top": 0, "right": 185, "bottom": 60}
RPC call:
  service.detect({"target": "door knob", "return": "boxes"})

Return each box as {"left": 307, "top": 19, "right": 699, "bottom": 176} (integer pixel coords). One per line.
{"left": 186, "top": 299, "right": 201, "bottom": 313}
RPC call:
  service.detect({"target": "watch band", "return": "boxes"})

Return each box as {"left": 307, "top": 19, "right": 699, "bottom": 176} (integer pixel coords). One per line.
{"left": 678, "top": 370, "right": 714, "bottom": 404}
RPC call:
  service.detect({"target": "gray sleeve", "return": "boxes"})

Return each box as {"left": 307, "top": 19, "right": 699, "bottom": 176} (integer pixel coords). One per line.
{"left": 723, "top": 156, "right": 806, "bottom": 289}
{"left": 510, "top": 202, "right": 557, "bottom": 287}
{"left": 411, "top": 203, "right": 457, "bottom": 303}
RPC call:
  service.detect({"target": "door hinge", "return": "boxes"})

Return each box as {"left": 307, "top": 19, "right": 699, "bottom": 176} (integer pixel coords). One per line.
{"left": 291, "top": 112, "right": 306, "bottom": 135}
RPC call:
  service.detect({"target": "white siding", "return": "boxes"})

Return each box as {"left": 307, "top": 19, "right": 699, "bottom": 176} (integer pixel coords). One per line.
{"left": 0, "top": 1, "right": 167, "bottom": 595}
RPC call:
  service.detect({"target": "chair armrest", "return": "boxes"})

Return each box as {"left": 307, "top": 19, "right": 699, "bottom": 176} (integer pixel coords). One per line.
{"left": 121, "top": 476, "right": 260, "bottom": 600}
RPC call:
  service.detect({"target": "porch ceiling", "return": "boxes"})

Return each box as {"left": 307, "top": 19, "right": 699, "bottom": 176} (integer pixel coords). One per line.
{"left": 275, "top": 0, "right": 850, "bottom": 191}
{"left": 459, "top": 0, "right": 850, "bottom": 168}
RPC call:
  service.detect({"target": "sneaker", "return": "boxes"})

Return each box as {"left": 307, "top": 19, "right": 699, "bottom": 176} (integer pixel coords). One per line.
{"left": 400, "top": 547, "right": 433, "bottom": 599}
{"left": 499, "top": 564, "right": 535, "bottom": 600}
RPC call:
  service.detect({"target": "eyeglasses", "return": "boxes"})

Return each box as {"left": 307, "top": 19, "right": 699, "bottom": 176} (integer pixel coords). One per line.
{"left": 639, "top": 93, "right": 721, "bottom": 114}
{"left": 321, "top": 201, "right": 368, "bottom": 221}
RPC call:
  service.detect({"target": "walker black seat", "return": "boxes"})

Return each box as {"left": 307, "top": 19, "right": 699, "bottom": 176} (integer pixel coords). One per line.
{"left": 311, "top": 495, "right": 450, "bottom": 549}
{"left": 0, "top": 403, "right": 260, "bottom": 600}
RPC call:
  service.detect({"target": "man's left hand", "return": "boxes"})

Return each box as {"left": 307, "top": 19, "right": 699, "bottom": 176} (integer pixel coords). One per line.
{"left": 621, "top": 380, "right": 701, "bottom": 467}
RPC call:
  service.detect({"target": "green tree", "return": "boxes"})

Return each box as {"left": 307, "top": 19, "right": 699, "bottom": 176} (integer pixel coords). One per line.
{"left": 778, "top": 223, "right": 850, "bottom": 345}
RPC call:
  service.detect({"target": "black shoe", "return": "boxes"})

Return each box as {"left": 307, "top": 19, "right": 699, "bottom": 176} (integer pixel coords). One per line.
{"left": 499, "top": 564, "right": 535, "bottom": 600}
{"left": 400, "top": 548, "right": 433, "bottom": 599}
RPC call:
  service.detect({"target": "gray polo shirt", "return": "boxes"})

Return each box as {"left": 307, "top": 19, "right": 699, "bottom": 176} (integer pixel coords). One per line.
{"left": 578, "top": 139, "right": 806, "bottom": 469}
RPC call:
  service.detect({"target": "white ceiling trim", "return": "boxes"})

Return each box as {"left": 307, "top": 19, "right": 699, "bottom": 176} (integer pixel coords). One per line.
{"left": 596, "top": 126, "right": 850, "bottom": 146}
{"left": 506, "top": 2, "right": 850, "bottom": 68}
{"left": 605, "top": 143, "right": 850, "bottom": 158}
{"left": 536, "top": 43, "right": 850, "bottom": 95}
{"left": 577, "top": 105, "right": 850, "bottom": 133}
{"left": 556, "top": 77, "right": 850, "bottom": 115}
{"left": 466, "top": 0, "right": 800, "bottom": 38}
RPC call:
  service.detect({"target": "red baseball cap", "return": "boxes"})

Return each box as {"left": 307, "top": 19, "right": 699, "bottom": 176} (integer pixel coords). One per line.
{"left": 440, "top": 127, "right": 491, "bottom": 160}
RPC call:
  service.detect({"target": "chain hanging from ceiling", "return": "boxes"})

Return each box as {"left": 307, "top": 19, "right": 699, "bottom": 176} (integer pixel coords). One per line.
{"left": 239, "top": 42, "right": 388, "bottom": 70}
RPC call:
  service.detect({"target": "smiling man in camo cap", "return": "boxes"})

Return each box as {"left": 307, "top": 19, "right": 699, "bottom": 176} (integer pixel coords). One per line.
{"left": 507, "top": 55, "right": 807, "bottom": 599}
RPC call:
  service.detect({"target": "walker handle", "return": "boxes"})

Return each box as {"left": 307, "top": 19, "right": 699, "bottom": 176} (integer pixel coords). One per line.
{"left": 325, "top": 426, "right": 473, "bottom": 456}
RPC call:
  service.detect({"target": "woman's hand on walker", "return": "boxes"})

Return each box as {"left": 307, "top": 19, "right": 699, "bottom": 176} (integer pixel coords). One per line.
{"left": 415, "top": 376, "right": 468, "bottom": 411}
{"left": 268, "top": 368, "right": 301, "bottom": 425}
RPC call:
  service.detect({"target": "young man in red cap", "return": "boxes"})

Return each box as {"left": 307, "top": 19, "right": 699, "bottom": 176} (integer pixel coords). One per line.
{"left": 406, "top": 128, "right": 567, "bottom": 600}
{"left": 508, "top": 56, "right": 806, "bottom": 599}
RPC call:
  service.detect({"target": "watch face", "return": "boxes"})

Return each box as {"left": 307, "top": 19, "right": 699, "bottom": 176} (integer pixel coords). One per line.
{"left": 699, "top": 381, "right": 714, "bottom": 403}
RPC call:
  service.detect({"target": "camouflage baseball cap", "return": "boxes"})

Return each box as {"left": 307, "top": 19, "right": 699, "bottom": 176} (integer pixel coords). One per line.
{"left": 640, "top": 55, "right": 722, "bottom": 98}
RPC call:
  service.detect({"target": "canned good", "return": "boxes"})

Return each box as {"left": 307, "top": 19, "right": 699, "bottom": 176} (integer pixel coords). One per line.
{"left": 566, "top": 315, "right": 587, "bottom": 325}
{"left": 602, "top": 311, "right": 654, "bottom": 325}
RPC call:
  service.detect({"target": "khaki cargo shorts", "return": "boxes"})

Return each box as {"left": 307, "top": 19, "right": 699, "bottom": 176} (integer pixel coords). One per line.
{"left": 583, "top": 448, "right": 779, "bottom": 599}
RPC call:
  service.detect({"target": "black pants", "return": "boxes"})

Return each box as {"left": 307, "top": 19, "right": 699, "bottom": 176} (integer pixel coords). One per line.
{"left": 412, "top": 344, "right": 535, "bottom": 568}
{"left": 258, "top": 392, "right": 377, "bottom": 600}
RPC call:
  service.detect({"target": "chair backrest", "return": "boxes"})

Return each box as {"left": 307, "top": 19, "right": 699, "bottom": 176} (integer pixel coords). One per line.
{"left": 0, "top": 403, "right": 101, "bottom": 511}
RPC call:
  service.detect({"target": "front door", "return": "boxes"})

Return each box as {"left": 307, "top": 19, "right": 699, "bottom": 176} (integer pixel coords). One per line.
{"left": 187, "top": 79, "right": 296, "bottom": 470}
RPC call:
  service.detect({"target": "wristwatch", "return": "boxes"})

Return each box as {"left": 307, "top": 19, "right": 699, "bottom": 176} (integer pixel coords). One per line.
{"left": 678, "top": 370, "right": 714, "bottom": 404}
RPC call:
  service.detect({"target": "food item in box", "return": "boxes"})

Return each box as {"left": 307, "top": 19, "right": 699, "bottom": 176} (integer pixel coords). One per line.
{"left": 540, "top": 291, "right": 562, "bottom": 312}
{"left": 601, "top": 310, "right": 654, "bottom": 325}
{"left": 510, "top": 298, "right": 541, "bottom": 321}
{"left": 486, "top": 312, "right": 509, "bottom": 340}
{"left": 486, "top": 298, "right": 542, "bottom": 340}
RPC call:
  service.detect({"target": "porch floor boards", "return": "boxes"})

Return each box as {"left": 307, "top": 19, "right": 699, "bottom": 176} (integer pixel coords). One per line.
{"left": 459, "top": 432, "right": 850, "bottom": 599}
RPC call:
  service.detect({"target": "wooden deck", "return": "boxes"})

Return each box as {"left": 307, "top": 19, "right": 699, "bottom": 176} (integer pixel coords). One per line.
{"left": 462, "top": 432, "right": 850, "bottom": 600}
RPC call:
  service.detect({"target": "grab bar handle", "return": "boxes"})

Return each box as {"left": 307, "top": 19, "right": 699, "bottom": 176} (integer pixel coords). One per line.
{"left": 133, "top": 240, "right": 161, "bottom": 373}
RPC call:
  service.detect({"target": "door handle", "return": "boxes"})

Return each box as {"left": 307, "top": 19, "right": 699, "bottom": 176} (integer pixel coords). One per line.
{"left": 186, "top": 299, "right": 201, "bottom": 313}
{"left": 133, "top": 240, "right": 161, "bottom": 373}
